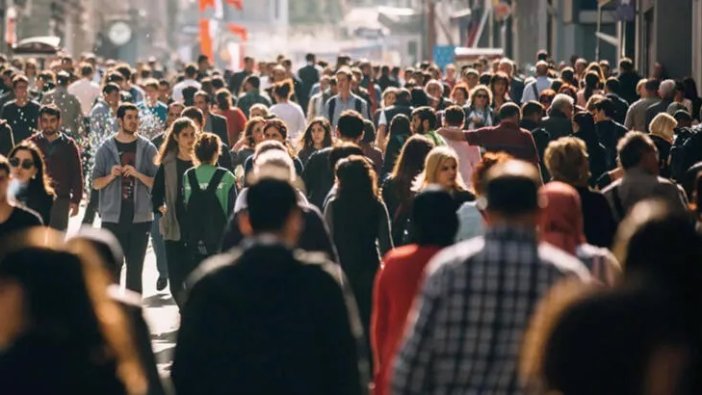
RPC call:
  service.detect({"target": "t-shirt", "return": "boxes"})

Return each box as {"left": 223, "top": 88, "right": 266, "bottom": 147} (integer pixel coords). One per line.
{"left": 115, "top": 139, "right": 137, "bottom": 225}
{"left": 0, "top": 206, "right": 42, "bottom": 239}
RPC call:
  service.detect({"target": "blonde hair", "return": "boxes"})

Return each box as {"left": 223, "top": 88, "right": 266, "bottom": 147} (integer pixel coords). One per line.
{"left": 413, "top": 146, "right": 467, "bottom": 192}
{"left": 469, "top": 84, "right": 493, "bottom": 107}
{"left": 649, "top": 112, "right": 677, "bottom": 143}
{"left": 544, "top": 137, "right": 590, "bottom": 186}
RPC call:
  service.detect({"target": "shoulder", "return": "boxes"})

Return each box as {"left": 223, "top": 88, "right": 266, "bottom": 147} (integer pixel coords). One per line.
{"left": 293, "top": 249, "right": 344, "bottom": 284}
{"left": 538, "top": 243, "right": 591, "bottom": 280}
{"left": 424, "top": 237, "right": 486, "bottom": 278}
{"left": 186, "top": 249, "right": 245, "bottom": 291}
{"left": 14, "top": 205, "right": 43, "bottom": 225}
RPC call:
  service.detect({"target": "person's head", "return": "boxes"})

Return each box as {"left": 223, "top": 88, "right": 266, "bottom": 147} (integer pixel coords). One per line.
{"left": 336, "top": 110, "right": 365, "bottom": 142}
{"left": 522, "top": 101, "right": 544, "bottom": 124}
{"left": 38, "top": 104, "right": 61, "bottom": 136}
{"left": 79, "top": 63, "right": 94, "bottom": 79}
{"left": 181, "top": 106, "right": 205, "bottom": 129}
{"left": 116, "top": 103, "right": 139, "bottom": 134}
{"left": 583, "top": 71, "right": 600, "bottom": 91}
{"left": 498, "top": 58, "right": 515, "bottom": 76}
{"left": 649, "top": 112, "right": 677, "bottom": 143}
{"left": 410, "top": 106, "right": 437, "bottom": 134}
{"left": 391, "top": 134, "right": 434, "bottom": 182}
{"left": 272, "top": 80, "right": 293, "bottom": 101}
{"left": 194, "top": 132, "right": 221, "bottom": 165}
{"left": 673, "top": 110, "right": 693, "bottom": 129}
{"left": 619, "top": 57, "right": 634, "bottom": 73}
{"left": 463, "top": 68, "right": 480, "bottom": 88}
{"left": 539, "top": 89, "right": 556, "bottom": 108}
{"left": 538, "top": 181, "right": 586, "bottom": 255}
{"left": 659, "top": 79, "right": 676, "bottom": 100}
{"left": 490, "top": 72, "right": 510, "bottom": 96}
{"left": 444, "top": 105, "right": 465, "bottom": 128}
{"left": 545, "top": 137, "right": 590, "bottom": 187}
{"left": 184, "top": 63, "right": 198, "bottom": 79}
{"left": 263, "top": 118, "right": 288, "bottom": 144}
{"left": 644, "top": 78, "right": 661, "bottom": 97}
{"left": 498, "top": 102, "right": 521, "bottom": 124}
{"left": 12, "top": 75, "right": 29, "bottom": 102}
{"left": 329, "top": 142, "right": 364, "bottom": 174}
{"left": 535, "top": 61, "right": 549, "bottom": 77}
{"left": 239, "top": 178, "right": 302, "bottom": 245}
{"left": 483, "top": 160, "right": 542, "bottom": 226}
{"left": 388, "top": 113, "right": 411, "bottom": 139}
{"left": 102, "top": 82, "right": 121, "bottom": 108}
{"left": 425, "top": 79, "right": 444, "bottom": 99}
{"left": 197, "top": 54, "right": 209, "bottom": 71}
{"left": 193, "top": 90, "right": 211, "bottom": 115}
{"left": 8, "top": 141, "right": 54, "bottom": 197}
{"left": 604, "top": 77, "right": 621, "bottom": 95}
{"left": 141, "top": 78, "right": 159, "bottom": 102}
{"left": 166, "top": 102, "right": 185, "bottom": 128}
{"left": 252, "top": 147, "right": 297, "bottom": 185}
{"left": 336, "top": 67, "right": 353, "bottom": 94}
{"left": 550, "top": 93, "right": 575, "bottom": 119}
{"left": 617, "top": 131, "right": 659, "bottom": 175}
{"left": 334, "top": 155, "right": 378, "bottom": 201}
{"left": 243, "top": 56, "right": 255, "bottom": 71}
{"left": 242, "top": 117, "right": 266, "bottom": 148}
{"left": 249, "top": 103, "right": 269, "bottom": 119}
{"left": 157, "top": 117, "right": 199, "bottom": 163}
{"left": 300, "top": 117, "right": 333, "bottom": 150}
{"left": 214, "top": 88, "right": 232, "bottom": 111}
{"left": 55, "top": 71, "right": 70, "bottom": 87}
{"left": 411, "top": 187, "right": 459, "bottom": 246}
{"left": 471, "top": 152, "right": 513, "bottom": 197}
{"left": 572, "top": 111, "right": 597, "bottom": 137}
{"left": 450, "top": 84, "right": 470, "bottom": 106}
{"left": 469, "top": 84, "right": 492, "bottom": 108}
{"left": 416, "top": 146, "right": 466, "bottom": 192}
{"left": 382, "top": 87, "right": 397, "bottom": 107}
{"left": 114, "top": 64, "right": 133, "bottom": 88}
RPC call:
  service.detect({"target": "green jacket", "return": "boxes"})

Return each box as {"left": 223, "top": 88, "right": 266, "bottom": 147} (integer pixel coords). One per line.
{"left": 183, "top": 164, "right": 237, "bottom": 216}
{"left": 425, "top": 129, "right": 446, "bottom": 146}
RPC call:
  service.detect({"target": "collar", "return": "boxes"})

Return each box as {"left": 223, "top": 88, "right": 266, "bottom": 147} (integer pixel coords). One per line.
{"left": 485, "top": 225, "right": 538, "bottom": 243}
{"left": 241, "top": 233, "right": 294, "bottom": 250}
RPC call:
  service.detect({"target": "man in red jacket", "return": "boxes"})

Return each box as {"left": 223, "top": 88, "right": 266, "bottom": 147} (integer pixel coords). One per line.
{"left": 371, "top": 187, "right": 458, "bottom": 395}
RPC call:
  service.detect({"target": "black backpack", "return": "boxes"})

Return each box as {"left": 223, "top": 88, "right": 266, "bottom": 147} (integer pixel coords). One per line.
{"left": 184, "top": 168, "right": 227, "bottom": 257}
{"left": 328, "top": 96, "right": 364, "bottom": 121}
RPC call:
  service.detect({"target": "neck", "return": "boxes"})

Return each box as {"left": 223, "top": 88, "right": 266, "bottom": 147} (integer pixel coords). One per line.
{"left": 177, "top": 150, "right": 192, "bottom": 161}
{"left": 339, "top": 90, "right": 351, "bottom": 100}
{"left": 116, "top": 130, "right": 137, "bottom": 142}
{"left": 44, "top": 132, "right": 59, "bottom": 142}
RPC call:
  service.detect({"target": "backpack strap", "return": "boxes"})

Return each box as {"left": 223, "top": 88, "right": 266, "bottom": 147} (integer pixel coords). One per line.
{"left": 206, "top": 168, "right": 227, "bottom": 194}
{"left": 355, "top": 97, "right": 363, "bottom": 114}
{"left": 328, "top": 97, "right": 336, "bottom": 122}
{"left": 187, "top": 170, "right": 200, "bottom": 192}
{"left": 611, "top": 185, "right": 625, "bottom": 220}
{"left": 531, "top": 82, "right": 539, "bottom": 100}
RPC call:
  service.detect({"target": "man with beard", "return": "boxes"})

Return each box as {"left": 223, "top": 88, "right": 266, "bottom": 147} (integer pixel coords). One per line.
{"left": 1, "top": 75, "right": 41, "bottom": 143}
{"left": 92, "top": 103, "right": 158, "bottom": 294}
{"left": 29, "top": 105, "right": 83, "bottom": 231}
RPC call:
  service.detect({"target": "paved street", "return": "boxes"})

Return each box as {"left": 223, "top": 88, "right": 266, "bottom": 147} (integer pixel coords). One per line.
{"left": 68, "top": 209, "right": 180, "bottom": 377}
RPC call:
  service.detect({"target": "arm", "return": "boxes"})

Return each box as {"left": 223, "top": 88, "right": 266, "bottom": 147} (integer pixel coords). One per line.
{"left": 69, "top": 141, "right": 84, "bottom": 206}
{"left": 151, "top": 165, "right": 166, "bottom": 214}
{"left": 371, "top": 266, "right": 391, "bottom": 375}
{"left": 92, "top": 147, "right": 119, "bottom": 190}
{"left": 323, "top": 201, "right": 335, "bottom": 239}
{"left": 377, "top": 202, "right": 394, "bottom": 255}
{"left": 436, "top": 127, "right": 468, "bottom": 142}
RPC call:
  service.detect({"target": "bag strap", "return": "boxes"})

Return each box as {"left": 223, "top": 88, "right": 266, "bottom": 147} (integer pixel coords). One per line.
{"left": 355, "top": 97, "right": 363, "bottom": 114}
{"left": 206, "top": 168, "right": 226, "bottom": 194}
{"left": 611, "top": 185, "right": 625, "bottom": 220}
{"left": 187, "top": 170, "right": 200, "bottom": 192}
{"left": 531, "top": 82, "right": 539, "bottom": 100}
{"left": 328, "top": 97, "right": 336, "bottom": 122}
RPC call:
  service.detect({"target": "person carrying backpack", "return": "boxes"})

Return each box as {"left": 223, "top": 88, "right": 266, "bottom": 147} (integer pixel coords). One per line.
{"left": 183, "top": 133, "right": 237, "bottom": 267}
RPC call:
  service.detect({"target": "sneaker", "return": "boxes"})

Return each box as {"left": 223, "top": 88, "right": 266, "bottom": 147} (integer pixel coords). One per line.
{"left": 156, "top": 277, "right": 168, "bottom": 291}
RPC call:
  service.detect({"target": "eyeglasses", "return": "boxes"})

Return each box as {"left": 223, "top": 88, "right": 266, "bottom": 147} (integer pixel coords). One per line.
{"left": 9, "top": 157, "right": 35, "bottom": 170}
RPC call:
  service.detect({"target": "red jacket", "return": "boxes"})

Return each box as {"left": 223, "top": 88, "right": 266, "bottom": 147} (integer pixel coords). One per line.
{"left": 371, "top": 244, "right": 443, "bottom": 395}
{"left": 29, "top": 133, "right": 83, "bottom": 204}
{"left": 463, "top": 121, "right": 540, "bottom": 164}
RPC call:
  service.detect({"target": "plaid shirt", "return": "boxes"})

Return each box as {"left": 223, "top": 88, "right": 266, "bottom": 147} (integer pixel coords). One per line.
{"left": 392, "top": 226, "right": 590, "bottom": 395}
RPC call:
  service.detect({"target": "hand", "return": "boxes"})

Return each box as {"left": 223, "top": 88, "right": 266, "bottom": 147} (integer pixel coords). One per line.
{"left": 110, "top": 165, "right": 123, "bottom": 177}
{"left": 69, "top": 203, "right": 79, "bottom": 217}
{"left": 158, "top": 205, "right": 168, "bottom": 215}
{"left": 122, "top": 165, "right": 138, "bottom": 178}
{"left": 472, "top": 116, "right": 482, "bottom": 124}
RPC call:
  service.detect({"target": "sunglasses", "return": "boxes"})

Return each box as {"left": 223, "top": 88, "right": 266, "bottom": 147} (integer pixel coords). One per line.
{"left": 9, "top": 157, "right": 35, "bottom": 170}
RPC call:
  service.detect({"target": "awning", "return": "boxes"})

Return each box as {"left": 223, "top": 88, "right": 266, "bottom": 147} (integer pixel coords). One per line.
{"left": 12, "top": 36, "right": 61, "bottom": 55}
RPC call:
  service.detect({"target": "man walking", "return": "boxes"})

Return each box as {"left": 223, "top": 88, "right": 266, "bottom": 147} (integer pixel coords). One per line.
{"left": 68, "top": 63, "right": 101, "bottom": 124}
{"left": 324, "top": 68, "right": 369, "bottom": 128}
{"left": 1, "top": 75, "right": 41, "bottom": 142}
{"left": 92, "top": 103, "right": 158, "bottom": 294}
{"left": 42, "top": 71, "right": 84, "bottom": 136}
{"left": 29, "top": 105, "right": 83, "bottom": 231}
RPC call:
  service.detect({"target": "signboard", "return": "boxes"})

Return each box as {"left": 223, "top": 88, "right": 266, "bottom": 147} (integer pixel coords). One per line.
{"left": 433, "top": 45, "right": 456, "bottom": 70}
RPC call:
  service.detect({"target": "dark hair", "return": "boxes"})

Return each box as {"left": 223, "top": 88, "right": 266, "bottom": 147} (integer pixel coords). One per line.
{"left": 264, "top": 118, "right": 288, "bottom": 140}
{"left": 106, "top": 72, "right": 124, "bottom": 85}
{"left": 411, "top": 187, "right": 459, "bottom": 246}
{"left": 116, "top": 103, "right": 138, "bottom": 120}
{"left": 214, "top": 88, "right": 232, "bottom": 110}
{"left": 410, "top": 87, "right": 429, "bottom": 107}
{"left": 335, "top": 155, "right": 378, "bottom": 202}
{"left": 197, "top": 54, "right": 209, "bottom": 64}
{"left": 56, "top": 71, "right": 70, "bottom": 86}
{"left": 619, "top": 57, "right": 634, "bottom": 72}
{"left": 246, "top": 178, "right": 299, "bottom": 233}
{"left": 362, "top": 120, "right": 376, "bottom": 144}
{"left": 412, "top": 106, "right": 438, "bottom": 131}
{"left": 184, "top": 63, "right": 198, "bottom": 77}
{"left": 194, "top": 90, "right": 210, "bottom": 104}
{"left": 498, "top": 102, "right": 521, "bottom": 120}
{"left": 102, "top": 82, "right": 120, "bottom": 96}
{"left": 389, "top": 114, "right": 411, "bottom": 139}
{"left": 644, "top": 79, "right": 661, "bottom": 93}
{"left": 484, "top": 160, "right": 541, "bottom": 215}
{"left": 593, "top": 98, "right": 616, "bottom": 118}
{"left": 617, "top": 131, "right": 656, "bottom": 169}
{"left": 39, "top": 104, "right": 61, "bottom": 119}
{"left": 329, "top": 142, "right": 364, "bottom": 172}
{"left": 79, "top": 63, "right": 94, "bottom": 77}
{"left": 242, "top": 117, "right": 266, "bottom": 148}
{"left": 9, "top": 141, "right": 55, "bottom": 197}
{"left": 444, "top": 105, "right": 465, "bottom": 127}
{"left": 114, "top": 64, "right": 132, "bottom": 80}
{"left": 390, "top": 134, "right": 435, "bottom": 194}
{"left": 244, "top": 75, "right": 260, "bottom": 89}
{"left": 605, "top": 77, "right": 621, "bottom": 94}
{"left": 337, "top": 110, "right": 365, "bottom": 140}
{"left": 583, "top": 71, "right": 601, "bottom": 102}
{"left": 194, "top": 132, "right": 221, "bottom": 165}
{"left": 273, "top": 80, "right": 293, "bottom": 100}
{"left": 181, "top": 106, "right": 205, "bottom": 127}
{"left": 522, "top": 101, "right": 545, "bottom": 119}
{"left": 156, "top": 117, "right": 198, "bottom": 164}
{"left": 682, "top": 77, "right": 699, "bottom": 101}
{"left": 299, "top": 118, "right": 333, "bottom": 151}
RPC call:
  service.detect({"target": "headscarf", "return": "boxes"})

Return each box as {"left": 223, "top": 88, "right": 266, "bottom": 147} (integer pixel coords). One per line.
{"left": 539, "top": 181, "right": 586, "bottom": 255}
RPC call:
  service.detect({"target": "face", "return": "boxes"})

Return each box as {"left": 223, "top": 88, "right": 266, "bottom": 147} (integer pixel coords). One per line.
{"left": 410, "top": 115, "right": 424, "bottom": 134}
{"left": 0, "top": 277, "right": 25, "bottom": 348}
{"left": 426, "top": 84, "right": 442, "bottom": 98}
{"left": 118, "top": 109, "right": 139, "bottom": 134}
{"left": 446, "top": 66, "right": 456, "bottom": 79}
{"left": 498, "top": 63, "right": 512, "bottom": 76}
{"left": 159, "top": 83, "right": 171, "bottom": 99}
{"left": 452, "top": 90, "right": 467, "bottom": 105}
{"left": 166, "top": 105, "right": 184, "bottom": 127}
{"left": 251, "top": 122, "right": 265, "bottom": 145}
{"left": 13, "top": 82, "right": 28, "bottom": 101}
{"left": 194, "top": 95, "right": 209, "bottom": 114}
{"left": 466, "top": 74, "right": 479, "bottom": 88}
{"left": 493, "top": 80, "right": 507, "bottom": 95}
{"left": 562, "top": 103, "right": 574, "bottom": 119}
{"left": 105, "top": 90, "right": 120, "bottom": 106}
{"left": 39, "top": 114, "right": 60, "bottom": 136}
{"left": 384, "top": 92, "right": 396, "bottom": 107}
{"left": 264, "top": 126, "right": 285, "bottom": 143}
{"left": 337, "top": 73, "right": 350, "bottom": 92}
{"left": 175, "top": 126, "right": 197, "bottom": 153}
{"left": 145, "top": 86, "right": 159, "bottom": 102}
{"left": 435, "top": 158, "right": 458, "bottom": 189}
{"left": 250, "top": 108, "right": 266, "bottom": 119}
{"left": 273, "top": 69, "right": 286, "bottom": 82}
{"left": 311, "top": 123, "right": 326, "bottom": 146}
{"left": 472, "top": 90, "right": 489, "bottom": 107}
{"left": 9, "top": 149, "right": 37, "bottom": 183}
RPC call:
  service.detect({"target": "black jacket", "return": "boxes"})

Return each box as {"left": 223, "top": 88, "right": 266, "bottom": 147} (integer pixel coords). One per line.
{"left": 645, "top": 99, "right": 673, "bottom": 132}
{"left": 302, "top": 147, "right": 335, "bottom": 209}
{"left": 0, "top": 119, "right": 13, "bottom": 156}
{"left": 205, "top": 113, "right": 229, "bottom": 147}
{"left": 511, "top": 77, "right": 526, "bottom": 106}
{"left": 617, "top": 71, "right": 642, "bottom": 104}
{"left": 541, "top": 109, "right": 573, "bottom": 141}
{"left": 596, "top": 119, "right": 628, "bottom": 169}
{"left": 172, "top": 241, "right": 368, "bottom": 395}
{"left": 298, "top": 64, "right": 320, "bottom": 102}
{"left": 606, "top": 93, "right": 630, "bottom": 125}
{"left": 228, "top": 70, "right": 252, "bottom": 97}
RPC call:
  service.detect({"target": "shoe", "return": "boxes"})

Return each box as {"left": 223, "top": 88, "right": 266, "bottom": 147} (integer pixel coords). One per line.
{"left": 156, "top": 278, "right": 168, "bottom": 291}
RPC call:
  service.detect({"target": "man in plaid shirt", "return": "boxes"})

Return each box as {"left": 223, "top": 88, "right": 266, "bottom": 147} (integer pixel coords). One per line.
{"left": 392, "top": 160, "right": 591, "bottom": 395}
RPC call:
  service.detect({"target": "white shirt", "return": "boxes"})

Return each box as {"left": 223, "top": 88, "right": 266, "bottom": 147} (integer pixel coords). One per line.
{"left": 270, "top": 102, "right": 307, "bottom": 143}
{"left": 521, "top": 76, "right": 554, "bottom": 103}
{"left": 68, "top": 78, "right": 101, "bottom": 116}
{"left": 172, "top": 79, "right": 201, "bottom": 103}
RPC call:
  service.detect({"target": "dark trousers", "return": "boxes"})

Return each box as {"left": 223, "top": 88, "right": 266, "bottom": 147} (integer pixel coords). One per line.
{"left": 82, "top": 188, "right": 100, "bottom": 225}
{"left": 165, "top": 240, "right": 195, "bottom": 307}
{"left": 49, "top": 196, "right": 70, "bottom": 231}
{"left": 103, "top": 221, "right": 151, "bottom": 294}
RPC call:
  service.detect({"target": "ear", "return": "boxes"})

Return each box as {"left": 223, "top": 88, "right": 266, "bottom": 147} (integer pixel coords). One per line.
{"left": 237, "top": 211, "right": 254, "bottom": 237}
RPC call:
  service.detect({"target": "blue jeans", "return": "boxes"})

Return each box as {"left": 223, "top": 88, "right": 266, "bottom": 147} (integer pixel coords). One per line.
{"left": 151, "top": 214, "right": 168, "bottom": 280}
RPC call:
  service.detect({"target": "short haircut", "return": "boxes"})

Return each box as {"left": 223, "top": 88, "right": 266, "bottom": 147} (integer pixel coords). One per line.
{"left": 197, "top": 54, "right": 209, "bottom": 63}
{"left": 644, "top": 78, "right": 661, "bottom": 93}
{"left": 39, "top": 104, "right": 61, "bottom": 119}
{"left": 605, "top": 77, "right": 620, "bottom": 94}
{"left": 181, "top": 106, "right": 205, "bottom": 126}
{"left": 80, "top": 63, "right": 94, "bottom": 77}
{"left": 56, "top": 71, "right": 70, "bottom": 86}
{"left": 551, "top": 93, "right": 575, "bottom": 113}
{"left": 246, "top": 178, "right": 299, "bottom": 233}
{"left": 115, "top": 64, "right": 132, "bottom": 79}
{"left": 194, "top": 90, "right": 210, "bottom": 103}
{"left": 12, "top": 75, "right": 28, "bottom": 87}
{"left": 594, "top": 98, "right": 616, "bottom": 118}
{"left": 337, "top": 110, "right": 365, "bottom": 139}
{"left": 106, "top": 72, "right": 124, "bottom": 84}
{"left": 444, "top": 105, "right": 465, "bottom": 127}
{"left": 103, "top": 82, "right": 120, "bottom": 95}
{"left": 244, "top": 75, "right": 260, "bottom": 89}
{"left": 498, "top": 102, "right": 521, "bottom": 120}
{"left": 329, "top": 142, "right": 364, "bottom": 172}
{"left": 617, "top": 131, "right": 656, "bottom": 169}
{"left": 411, "top": 106, "right": 438, "bottom": 130}
{"left": 184, "top": 63, "right": 198, "bottom": 77}
{"left": 619, "top": 57, "right": 634, "bottom": 72}
{"left": 142, "top": 78, "right": 159, "bottom": 90}
{"left": 194, "top": 132, "right": 221, "bottom": 164}
{"left": 522, "top": 101, "right": 545, "bottom": 119}
{"left": 484, "top": 160, "right": 541, "bottom": 215}
{"left": 116, "top": 103, "right": 138, "bottom": 120}
{"left": 412, "top": 187, "right": 459, "bottom": 246}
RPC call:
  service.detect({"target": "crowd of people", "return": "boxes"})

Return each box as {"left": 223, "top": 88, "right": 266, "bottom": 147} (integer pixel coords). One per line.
{"left": 0, "top": 49, "right": 701, "bottom": 394}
